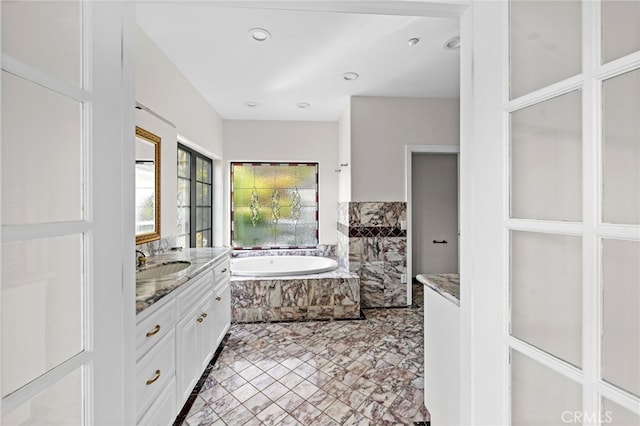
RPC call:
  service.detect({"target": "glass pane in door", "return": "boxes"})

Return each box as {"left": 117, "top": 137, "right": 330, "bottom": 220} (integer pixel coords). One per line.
{"left": 1, "top": 235, "right": 84, "bottom": 396}
{"left": 602, "top": 69, "right": 640, "bottom": 225}
{"left": 1, "top": 0, "right": 82, "bottom": 87}
{"left": 602, "top": 398, "right": 640, "bottom": 426}
{"left": 1, "top": 367, "right": 84, "bottom": 426}
{"left": 510, "top": 231, "right": 582, "bottom": 367}
{"left": 509, "top": 0, "right": 581, "bottom": 98}
{"left": 510, "top": 91, "right": 582, "bottom": 222}
{"left": 511, "top": 350, "right": 582, "bottom": 425}
{"left": 602, "top": 0, "right": 640, "bottom": 64}
{"left": 1, "top": 72, "right": 83, "bottom": 225}
{"left": 601, "top": 238, "right": 640, "bottom": 397}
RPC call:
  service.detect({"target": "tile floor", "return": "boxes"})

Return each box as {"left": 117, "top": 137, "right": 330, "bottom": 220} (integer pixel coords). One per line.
{"left": 180, "top": 296, "right": 428, "bottom": 425}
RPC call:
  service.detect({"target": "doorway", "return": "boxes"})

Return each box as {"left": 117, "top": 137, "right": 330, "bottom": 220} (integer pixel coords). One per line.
{"left": 405, "top": 145, "right": 460, "bottom": 306}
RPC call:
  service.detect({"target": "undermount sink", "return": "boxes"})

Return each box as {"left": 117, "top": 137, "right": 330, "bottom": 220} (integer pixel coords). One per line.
{"left": 136, "top": 261, "right": 191, "bottom": 280}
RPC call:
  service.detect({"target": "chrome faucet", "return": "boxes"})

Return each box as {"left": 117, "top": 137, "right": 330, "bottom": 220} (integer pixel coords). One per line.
{"left": 136, "top": 249, "right": 149, "bottom": 268}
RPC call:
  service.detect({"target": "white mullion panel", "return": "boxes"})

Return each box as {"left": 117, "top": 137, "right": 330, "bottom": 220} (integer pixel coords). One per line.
{"left": 595, "top": 225, "right": 640, "bottom": 240}
{"left": 596, "top": 52, "right": 640, "bottom": 81}
{"left": 582, "top": 0, "right": 599, "bottom": 422}
{"left": 1, "top": 221, "right": 91, "bottom": 243}
{"left": 504, "top": 75, "right": 584, "bottom": 114}
{"left": 1, "top": 54, "right": 91, "bottom": 104}
{"left": 596, "top": 381, "right": 640, "bottom": 416}
{"left": 505, "top": 218, "right": 584, "bottom": 236}
{"left": 509, "top": 336, "right": 584, "bottom": 384}
{"left": 1, "top": 350, "right": 91, "bottom": 415}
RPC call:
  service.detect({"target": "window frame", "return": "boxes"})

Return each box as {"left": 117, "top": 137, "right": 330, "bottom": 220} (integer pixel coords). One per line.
{"left": 177, "top": 143, "right": 214, "bottom": 248}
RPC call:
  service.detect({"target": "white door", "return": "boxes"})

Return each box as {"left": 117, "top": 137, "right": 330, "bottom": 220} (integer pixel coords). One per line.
{"left": 1, "top": 2, "right": 135, "bottom": 424}
{"left": 462, "top": 0, "right": 640, "bottom": 424}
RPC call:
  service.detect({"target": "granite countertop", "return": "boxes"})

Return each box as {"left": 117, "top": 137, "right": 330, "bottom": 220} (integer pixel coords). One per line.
{"left": 416, "top": 273, "right": 460, "bottom": 306}
{"left": 136, "top": 247, "right": 231, "bottom": 314}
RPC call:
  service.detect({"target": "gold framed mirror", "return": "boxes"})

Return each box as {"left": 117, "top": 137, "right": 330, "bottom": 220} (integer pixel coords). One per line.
{"left": 135, "top": 126, "right": 161, "bottom": 244}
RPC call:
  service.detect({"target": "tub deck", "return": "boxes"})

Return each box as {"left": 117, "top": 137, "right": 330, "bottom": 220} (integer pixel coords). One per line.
{"left": 231, "top": 268, "right": 360, "bottom": 322}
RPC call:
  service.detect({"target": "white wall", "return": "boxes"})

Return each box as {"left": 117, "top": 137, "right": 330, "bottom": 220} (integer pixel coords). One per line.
{"left": 135, "top": 26, "right": 225, "bottom": 243}
{"left": 223, "top": 120, "right": 339, "bottom": 245}
{"left": 350, "top": 96, "right": 459, "bottom": 202}
{"left": 337, "top": 105, "right": 351, "bottom": 202}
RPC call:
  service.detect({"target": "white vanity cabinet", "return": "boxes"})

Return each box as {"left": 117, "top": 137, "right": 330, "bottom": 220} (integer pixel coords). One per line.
{"left": 176, "top": 268, "right": 215, "bottom": 408}
{"left": 135, "top": 253, "right": 230, "bottom": 425}
{"left": 212, "top": 258, "right": 231, "bottom": 347}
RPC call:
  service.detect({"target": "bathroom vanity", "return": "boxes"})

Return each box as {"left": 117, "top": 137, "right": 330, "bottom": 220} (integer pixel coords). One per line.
{"left": 134, "top": 247, "right": 231, "bottom": 425}
{"left": 417, "top": 273, "right": 460, "bottom": 426}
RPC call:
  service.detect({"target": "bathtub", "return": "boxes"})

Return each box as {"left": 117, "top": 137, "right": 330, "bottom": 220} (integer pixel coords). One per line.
{"left": 231, "top": 255, "right": 338, "bottom": 277}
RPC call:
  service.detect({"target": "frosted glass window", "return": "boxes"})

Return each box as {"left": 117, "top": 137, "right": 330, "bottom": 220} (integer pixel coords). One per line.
{"left": 510, "top": 231, "right": 582, "bottom": 367}
{"left": 1, "top": 236, "right": 84, "bottom": 396}
{"left": 2, "top": 367, "right": 84, "bottom": 426}
{"left": 602, "top": 239, "right": 640, "bottom": 397}
{"left": 511, "top": 91, "right": 582, "bottom": 222}
{"left": 511, "top": 351, "right": 582, "bottom": 425}
{"left": 1, "top": 0, "right": 82, "bottom": 86}
{"left": 231, "top": 163, "right": 318, "bottom": 249}
{"left": 602, "top": 0, "right": 640, "bottom": 64}
{"left": 602, "top": 69, "right": 640, "bottom": 225}
{"left": 602, "top": 398, "right": 640, "bottom": 426}
{"left": 1, "top": 72, "right": 83, "bottom": 225}
{"left": 510, "top": 0, "right": 581, "bottom": 98}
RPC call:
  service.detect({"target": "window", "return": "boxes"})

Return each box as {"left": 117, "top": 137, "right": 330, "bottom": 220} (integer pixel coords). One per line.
{"left": 177, "top": 144, "right": 213, "bottom": 248}
{"left": 231, "top": 162, "right": 318, "bottom": 249}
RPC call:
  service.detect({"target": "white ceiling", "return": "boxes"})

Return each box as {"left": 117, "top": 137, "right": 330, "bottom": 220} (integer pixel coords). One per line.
{"left": 136, "top": 2, "right": 462, "bottom": 122}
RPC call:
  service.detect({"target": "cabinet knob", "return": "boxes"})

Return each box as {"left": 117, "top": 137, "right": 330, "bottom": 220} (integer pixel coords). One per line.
{"left": 146, "top": 324, "right": 161, "bottom": 337}
{"left": 215, "top": 296, "right": 222, "bottom": 301}
{"left": 201, "top": 312, "right": 208, "bottom": 318}
{"left": 197, "top": 317, "right": 204, "bottom": 323}
{"left": 146, "top": 370, "right": 161, "bottom": 385}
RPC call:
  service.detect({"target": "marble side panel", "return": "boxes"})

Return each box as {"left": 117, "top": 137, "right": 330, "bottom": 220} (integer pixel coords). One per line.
{"left": 232, "top": 307, "right": 265, "bottom": 323}
{"left": 334, "top": 278, "right": 359, "bottom": 306}
{"left": 383, "top": 260, "right": 405, "bottom": 287}
{"left": 334, "top": 304, "right": 361, "bottom": 319}
{"left": 308, "top": 279, "right": 334, "bottom": 306}
{"left": 384, "top": 283, "right": 408, "bottom": 307}
{"left": 281, "top": 279, "right": 308, "bottom": 307}
{"left": 383, "top": 237, "right": 406, "bottom": 263}
{"left": 307, "top": 305, "right": 336, "bottom": 320}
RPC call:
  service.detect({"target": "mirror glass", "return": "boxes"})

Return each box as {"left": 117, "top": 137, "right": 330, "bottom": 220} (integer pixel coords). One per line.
{"left": 135, "top": 126, "right": 161, "bottom": 244}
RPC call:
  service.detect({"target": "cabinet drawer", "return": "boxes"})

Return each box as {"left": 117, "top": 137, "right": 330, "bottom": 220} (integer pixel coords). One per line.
{"left": 177, "top": 268, "right": 213, "bottom": 316}
{"left": 136, "top": 330, "right": 176, "bottom": 420}
{"left": 136, "top": 298, "right": 176, "bottom": 358}
{"left": 213, "top": 258, "right": 230, "bottom": 283}
{"left": 137, "top": 376, "right": 176, "bottom": 426}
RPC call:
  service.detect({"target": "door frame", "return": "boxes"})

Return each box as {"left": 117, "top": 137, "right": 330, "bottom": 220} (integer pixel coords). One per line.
{"left": 405, "top": 144, "right": 460, "bottom": 306}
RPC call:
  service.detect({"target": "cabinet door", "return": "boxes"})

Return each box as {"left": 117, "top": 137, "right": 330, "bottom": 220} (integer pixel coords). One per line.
{"left": 175, "top": 304, "right": 200, "bottom": 408}
{"left": 213, "top": 280, "right": 231, "bottom": 347}
{"left": 196, "top": 296, "right": 215, "bottom": 372}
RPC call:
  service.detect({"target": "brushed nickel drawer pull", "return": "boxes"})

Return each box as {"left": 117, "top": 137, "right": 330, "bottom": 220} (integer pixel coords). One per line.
{"left": 146, "top": 325, "right": 161, "bottom": 337}
{"left": 197, "top": 317, "right": 204, "bottom": 323}
{"left": 201, "top": 312, "right": 208, "bottom": 318}
{"left": 216, "top": 296, "right": 222, "bottom": 301}
{"left": 146, "top": 370, "right": 161, "bottom": 385}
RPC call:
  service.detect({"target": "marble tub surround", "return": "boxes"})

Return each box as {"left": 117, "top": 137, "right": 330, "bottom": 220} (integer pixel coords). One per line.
{"left": 180, "top": 307, "right": 430, "bottom": 425}
{"left": 231, "top": 244, "right": 337, "bottom": 259}
{"left": 231, "top": 269, "right": 360, "bottom": 322}
{"left": 136, "top": 247, "right": 231, "bottom": 314}
{"left": 416, "top": 273, "right": 460, "bottom": 306}
{"left": 337, "top": 202, "right": 407, "bottom": 308}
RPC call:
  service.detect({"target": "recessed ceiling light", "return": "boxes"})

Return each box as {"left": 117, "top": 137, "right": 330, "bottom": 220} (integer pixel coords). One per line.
{"left": 443, "top": 36, "right": 461, "bottom": 50}
{"left": 343, "top": 72, "right": 359, "bottom": 81}
{"left": 244, "top": 101, "right": 258, "bottom": 107}
{"left": 248, "top": 28, "right": 271, "bottom": 42}
{"left": 297, "top": 102, "right": 310, "bottom": 109}
{"left": 408, "top": 37, "right": 420, "bottom": 46}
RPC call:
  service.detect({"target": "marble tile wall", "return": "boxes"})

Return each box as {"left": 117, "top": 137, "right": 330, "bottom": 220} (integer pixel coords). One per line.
{"left": 337, "top": 202, "right": 407, "bottom": 308}
{"left": 231, "top": 269, "right": 360, "bottom": 323}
